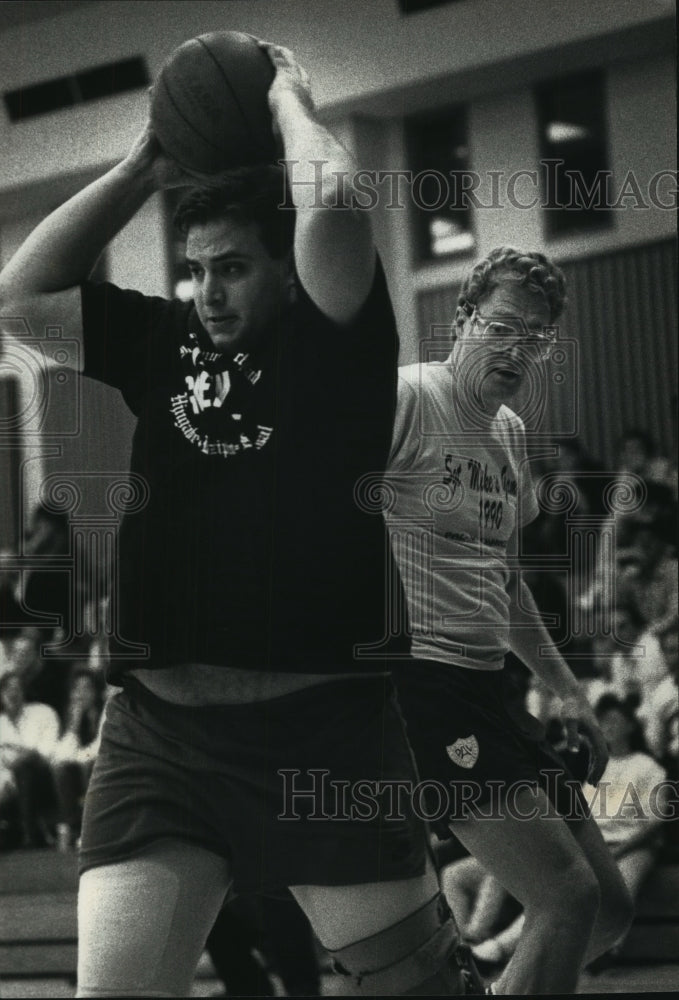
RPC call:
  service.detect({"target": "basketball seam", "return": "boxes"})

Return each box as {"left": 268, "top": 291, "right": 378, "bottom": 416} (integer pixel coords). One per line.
{"left": 158, "top": 72, "right": 228, "bottom": 163}
{"left": 197, "top": 36, "right": 271, "bottom": 158}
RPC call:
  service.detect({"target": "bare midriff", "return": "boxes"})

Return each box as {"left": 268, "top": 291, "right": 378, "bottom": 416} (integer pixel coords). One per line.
{"left": 129, "top": 662, "right": 388, "bottom": 706}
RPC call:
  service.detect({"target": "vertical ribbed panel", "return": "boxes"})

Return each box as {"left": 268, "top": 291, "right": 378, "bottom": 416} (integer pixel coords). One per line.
{"left": 557, "top": 239, "right": 677, "bottom": 464}
{"left": 417, "top": 284, "right": 460, "bottom": 341}
{"left": 416, "top": 239, "right": 677, "bottom": 465}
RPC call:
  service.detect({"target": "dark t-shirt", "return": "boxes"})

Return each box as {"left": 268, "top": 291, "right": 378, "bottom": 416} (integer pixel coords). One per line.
{"left": 80, "top": 261, "right": 407, "bottom": 682}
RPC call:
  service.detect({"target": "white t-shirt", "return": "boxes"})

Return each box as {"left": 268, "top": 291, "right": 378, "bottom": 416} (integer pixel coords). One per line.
{"left": 610, "top": 631, "right": 669, "bottom": 699}
{"left": 638, "top": 675, "right": 678, "bottom": 759}
{"left": 0, "top": 703, "right": 60, "bottom": 761}
{"left": 386, "top": 362, "right": 539, "bottom": 670}
{"left": 584, "top": 752, "right": 667, "bottom": 845}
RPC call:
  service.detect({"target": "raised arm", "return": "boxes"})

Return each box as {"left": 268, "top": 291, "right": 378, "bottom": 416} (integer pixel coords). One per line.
{"left": 262, "top": 43, "right": 376, "bottom": 325}
{"left": 0, "top": 126, "right": 191, "bottom": 357}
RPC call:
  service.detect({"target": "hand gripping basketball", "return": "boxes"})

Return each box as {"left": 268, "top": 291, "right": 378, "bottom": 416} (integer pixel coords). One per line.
{"left": 151, "top": 31, "right": 279, "bottom": 174}
{"left": 257, "top": 41, "right": 314, "bottom": 118}
{"left": 123, "top": 122, "right": 211, "bottom": 191}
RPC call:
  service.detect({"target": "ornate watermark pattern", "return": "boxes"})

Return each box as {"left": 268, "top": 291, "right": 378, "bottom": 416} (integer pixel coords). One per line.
{"left": 278, "top": 160, "right": 678, "bottom": 212}
{"left": 277, "top": 770, "right": 678, "bottom": 824}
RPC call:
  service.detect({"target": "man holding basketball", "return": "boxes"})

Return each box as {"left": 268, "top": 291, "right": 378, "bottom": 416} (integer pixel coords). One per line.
{"left": 0, "top": 42, "right": 470, "bottom": 997}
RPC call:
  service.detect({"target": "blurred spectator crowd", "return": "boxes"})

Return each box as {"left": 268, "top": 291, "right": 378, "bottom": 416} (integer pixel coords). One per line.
{"left": 1, "top": 428, "right": 677, "bottom": 887}
{"left": 443, "top": 426, "right": 678, "bottom": 975}
{"left": 521, "top": 427, "right": 678, "bottom": 768}
{"left": 1, "top": 503, "right": 111, "bottom": 850}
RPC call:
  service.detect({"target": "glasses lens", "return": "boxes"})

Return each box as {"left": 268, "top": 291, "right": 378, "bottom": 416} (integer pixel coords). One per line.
{"left": 484, "top": 322, "right": 518, "bottom": 339}
{"left": 476, "top": 314, "right": 555, "bottom": 359}
{"left": 523, "top": 336, "right": 554, "bottom": 360}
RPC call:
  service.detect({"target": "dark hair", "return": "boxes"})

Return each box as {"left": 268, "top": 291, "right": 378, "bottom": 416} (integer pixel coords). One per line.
{"left": 173, "top": 165, "right": 295, "bottom": 260}
{"left": 594, "top": 693, "right": 649, "bottom": 754}
{"left": 458, "top": 246, "right": 567, "bottom": 323}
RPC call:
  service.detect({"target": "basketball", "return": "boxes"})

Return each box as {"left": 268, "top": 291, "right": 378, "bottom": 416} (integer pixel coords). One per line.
{"left": 151, "top": 31, "right": 278, "bottom": 174}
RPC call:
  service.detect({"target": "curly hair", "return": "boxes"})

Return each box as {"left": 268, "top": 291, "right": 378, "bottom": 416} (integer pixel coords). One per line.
{"left": 173, "top": 164, "right": 295, "bottom": 260}
{"left": 458, "top": 247, "right": 567, "bottom": 323}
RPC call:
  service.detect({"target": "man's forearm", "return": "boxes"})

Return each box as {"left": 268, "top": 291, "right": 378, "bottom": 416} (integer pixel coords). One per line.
{"left": 262, "top": 43, "right": 374, "bottom": 323}
{"left": 0, "top": 158, "right": 154, "bottom": 300}
{"left": 275, "top": 93, "right": 360, "bottom": 211}
{"left": 508, "top": 579, "right": 582, "bottom": 700}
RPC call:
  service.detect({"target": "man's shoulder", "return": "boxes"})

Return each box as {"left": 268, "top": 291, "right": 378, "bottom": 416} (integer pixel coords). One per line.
{"left": 398, "top": 361, "right": 451, "bottom": 395}
{"left": 80, "top": 281, "right": 193, "bottom": 390}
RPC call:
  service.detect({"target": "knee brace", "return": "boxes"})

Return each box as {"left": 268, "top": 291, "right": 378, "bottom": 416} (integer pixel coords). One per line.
{"left": 327, "top": 892, "right": 485, "bottom": 995}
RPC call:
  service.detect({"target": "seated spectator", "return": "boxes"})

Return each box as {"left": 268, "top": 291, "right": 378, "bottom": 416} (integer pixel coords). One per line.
{"left": 0, "top": 670, "right": 59, "bottom": 846}
{"left": 7, "top": 626, "right": 72, "bottom": 715}
{"left": 614, "top": 428, "right": 677, "bottom": 496}
{"left": 579, "top": 452, "right": 677, "bottom": 622}
{"left": 586, "top": 603, "right": 643, "bottom": 703}
{"left": 1, "top": 550, "right": 25, "bottom": 679}
{"left": 584, "top": 693, "right": 670, "bottom": 970}
{"left": 51, "top": 669, "right": 105, "bottom": 847}
{"left": 618, "top": 516, "right": 678, "bottom": 639}
{"left": 587, "top": 603, "right": 671, "bottom": 714}
{"left": 637, "top": 628, "right": 679, "bottom": 761}
{"left": 0, "top": 759, "right": 20, "bottom": 847}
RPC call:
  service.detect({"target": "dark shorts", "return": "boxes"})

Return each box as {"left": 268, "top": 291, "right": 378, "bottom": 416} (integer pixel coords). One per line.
{"left": 394, "top": 660, "right": 590, "bottom": 839}
{"left": 79, "top": 675, "right": 428, "bottom": 896}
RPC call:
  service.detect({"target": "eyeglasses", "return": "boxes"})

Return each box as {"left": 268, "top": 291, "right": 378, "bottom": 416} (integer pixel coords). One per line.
{"left": 469, "top": 307, "right": 557, "bottom": 360}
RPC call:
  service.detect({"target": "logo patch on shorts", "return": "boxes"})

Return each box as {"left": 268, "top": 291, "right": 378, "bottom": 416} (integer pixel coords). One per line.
{"left": 446, "top": 735, "right": 479, "bottom": 769}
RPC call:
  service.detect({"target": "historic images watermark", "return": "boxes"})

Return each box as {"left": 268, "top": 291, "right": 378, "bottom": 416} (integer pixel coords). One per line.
{"left": 278, "top": 159, "right": 678, "bottom": 212}
{"left": 277, "top": 769, "right": 679, "bottom": 824}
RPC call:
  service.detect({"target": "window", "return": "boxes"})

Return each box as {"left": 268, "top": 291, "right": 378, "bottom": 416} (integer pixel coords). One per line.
{"left": 4, "top": 57, "right": 150, "bottom": 122}
{"left": 398, "top": 0, "right": 467, "bottom": 13}
{"left": 535, "top": 70, "right": 612, "bottom": 238}
{"left": 405, "top": 106, "right": 474, "bottom": 262}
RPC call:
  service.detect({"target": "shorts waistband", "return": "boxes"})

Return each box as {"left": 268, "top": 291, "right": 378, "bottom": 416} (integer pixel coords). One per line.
{"left": 121, "top": 671, "right": 395, "bottom": 720}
